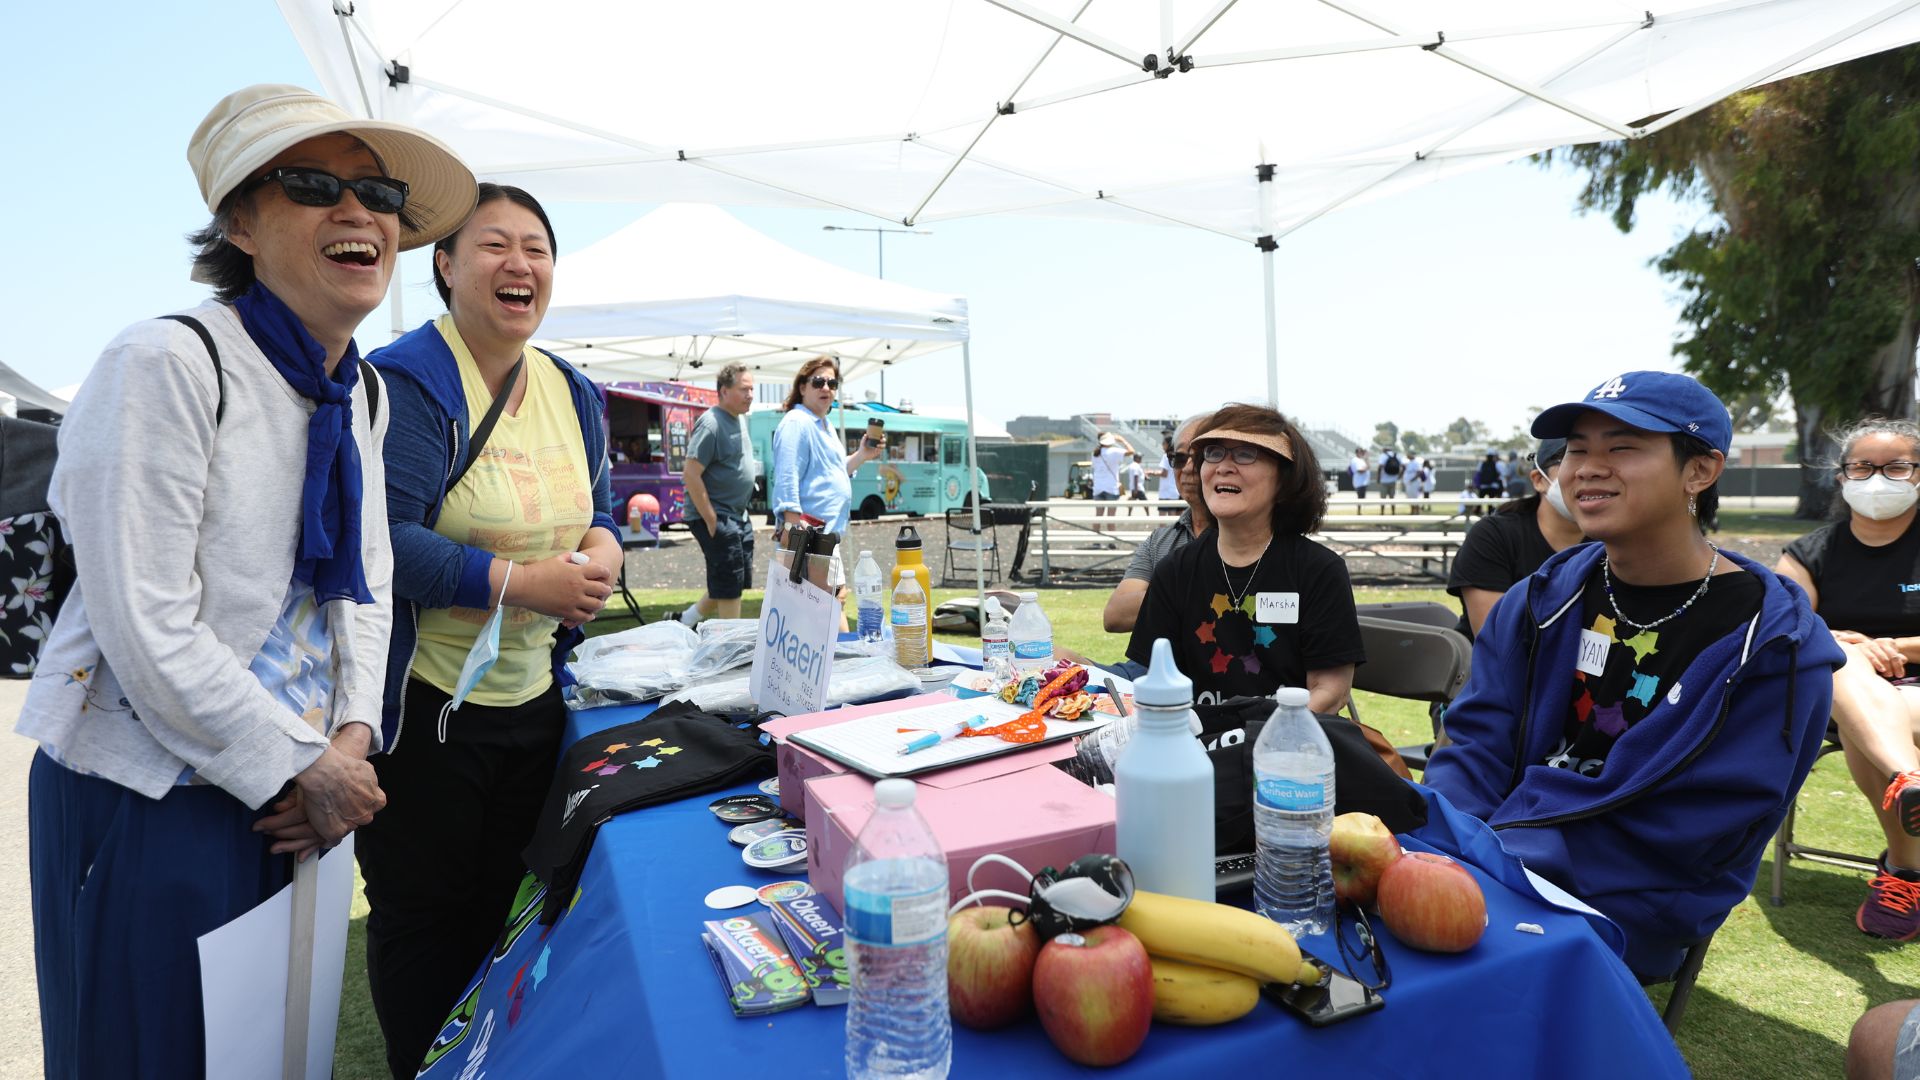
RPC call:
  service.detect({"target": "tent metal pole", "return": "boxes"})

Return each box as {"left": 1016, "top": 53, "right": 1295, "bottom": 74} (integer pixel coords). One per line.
{"left": 389, "top": 250, "right": 405, "bottom": 341}
{"left": 1262, "top": 246, "right": 1278, "bottom": 408}
{"left": 962, "top": 341, "right": 985, "bottom": 605}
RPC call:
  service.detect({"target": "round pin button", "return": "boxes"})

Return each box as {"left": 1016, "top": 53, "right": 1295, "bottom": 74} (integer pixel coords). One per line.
{"left": 708, "top": 794, "right": 780, "bottom": 824}
{"left": 756, "top": 880, "right": 815, "bottom": 905}
{"left": 742, "top": 831, "right": 809, "bottom": 870}
{"left": 703, "top": 885, "right": 759, "bottom": 909}
{"left": 729, "top": 818, "right": 798, "bottom": 846}
{"left": 758, "top": 777, "right": 781, "bottom": 798}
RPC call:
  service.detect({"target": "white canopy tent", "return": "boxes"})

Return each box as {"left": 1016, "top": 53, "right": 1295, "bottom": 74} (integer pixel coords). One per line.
{"left": 284, "top": 0, "right": 1920, "bottom": 403}
{"left": 533, "top": 203, "right": 968, "bottom": 383}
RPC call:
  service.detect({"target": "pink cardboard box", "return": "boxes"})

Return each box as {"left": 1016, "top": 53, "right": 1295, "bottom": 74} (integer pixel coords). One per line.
{"left": 761, "top": 693, "right": 1077, "bottom": 821}
{"left": 803, "top": 764, "right": 1117, "bottom": 916}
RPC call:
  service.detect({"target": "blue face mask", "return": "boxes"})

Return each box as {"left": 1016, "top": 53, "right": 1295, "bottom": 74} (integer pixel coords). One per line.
{"left": 439, "top": 560, "right": 514, "bottom": 741}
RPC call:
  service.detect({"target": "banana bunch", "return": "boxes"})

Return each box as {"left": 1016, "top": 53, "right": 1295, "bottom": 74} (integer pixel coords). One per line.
{"left": 1118, "top": 891, "right": 1321, "bottom": 1026}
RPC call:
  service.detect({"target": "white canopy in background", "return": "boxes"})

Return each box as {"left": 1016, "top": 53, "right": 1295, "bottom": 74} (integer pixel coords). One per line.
{"left": 285, "top": 0, "right": 1919, "bottom": 243}
{"left": 532, "top": 203, "right": 968, "bottom": 383}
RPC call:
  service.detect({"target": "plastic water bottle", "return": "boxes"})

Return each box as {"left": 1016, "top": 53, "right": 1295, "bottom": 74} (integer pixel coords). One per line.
{"left": 1008, "top": 592, "right": 1053, "bottom": 675}
{"left": 1252, "top": 687, "right": 1336, "bottom": 937}
{"left": 844, "top": 779, "right": 951, "bottom": 1080}
{"left": 1115, "top": 639, "right": 1215, "bottom": 901}
{"left": 980, "top": 597, "right": 1011, "bottom": 682}
{"left": 891, "top": 569, "right": 930, "bottom": 670}
{"left": 854, "top": 550, "right": 886, "bottom": 645}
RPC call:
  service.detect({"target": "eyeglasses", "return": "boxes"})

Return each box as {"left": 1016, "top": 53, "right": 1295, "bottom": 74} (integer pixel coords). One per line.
{"left": 1167, "top": 451, "right": 1193, "bottom": 470}
{"left": 1199, "top": 444, "right": 1266, "bottom": 466}
{"left": 1841, "top": 460, "right": 1919, "bottom": 481}
{"left": 1335, "top": 903, "right": 1391, "bottom": 992}
{"left": 807, "top": 376, "right": 840, "bottom": 391}
{"left": 248, "top": 167, "right": 409, "bottom": 215}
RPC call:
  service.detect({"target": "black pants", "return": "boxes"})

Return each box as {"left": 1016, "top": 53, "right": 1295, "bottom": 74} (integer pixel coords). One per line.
{"left": 357, "top": 678, "right": 564, "bottom": 1079}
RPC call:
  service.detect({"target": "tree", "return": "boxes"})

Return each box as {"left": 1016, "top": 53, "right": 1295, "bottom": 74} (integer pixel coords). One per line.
{"left": 1445, "top": 416, "right": 1490, "bottom": 449}
{"left": 1372, "top": 420, "right": 1401, "bottom": 449}
{"left": 1401, "top": 431, "right": 1431, "bottom": 456}
{"left": 1544, "top": 46, "right": 1920, "bottom": 516}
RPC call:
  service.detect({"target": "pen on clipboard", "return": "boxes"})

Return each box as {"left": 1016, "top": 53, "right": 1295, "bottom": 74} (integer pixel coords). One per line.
{"left": 899, "top": 714, "right": 991, "bottom": 755}
{"left": 1103, "top": 677, "right": 1128, "bottom": 716}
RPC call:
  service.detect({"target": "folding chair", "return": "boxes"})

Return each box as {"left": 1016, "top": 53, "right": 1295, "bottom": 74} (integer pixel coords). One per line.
{"left": 1344, "top": 616, "right": 1472, "bottom": 772}
{"left": 941, "top": 506, "right": 1004, "bottom": 586}
{"left": 1770, "top": 723, "right": 1878, "bottom": 906}
{"left": 1640, "top": 933, "right": 1715, "bottom": 1034}
{"left": 1355, "top": 600, "right": 1460, "bottom": 630}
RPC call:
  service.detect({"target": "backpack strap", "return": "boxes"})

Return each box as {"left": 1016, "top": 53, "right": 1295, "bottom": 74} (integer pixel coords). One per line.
{"left": 359, "top": 359, "right": 381, "bottom": 425}
{"left": 159, "top": 314, "right": 223, "bottom": 425}
{"left": 448, "top": 355, "right": 524, "bottom": 493}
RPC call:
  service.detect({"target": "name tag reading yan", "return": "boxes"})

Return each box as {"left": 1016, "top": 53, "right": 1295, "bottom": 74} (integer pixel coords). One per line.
{"left": 1576, "top": 629, "right": 1610, "bottom": 676}
{"left": 1256, "top": 592, "right": 1300, "bottom": 624}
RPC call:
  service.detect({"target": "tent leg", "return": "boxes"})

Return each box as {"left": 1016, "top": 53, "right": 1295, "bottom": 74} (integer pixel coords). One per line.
{"left": 962, "top": 342, "right": 985, "bottom": 606}
{"left": 1262, "top": 245, "right": 1278, "bottom": 408}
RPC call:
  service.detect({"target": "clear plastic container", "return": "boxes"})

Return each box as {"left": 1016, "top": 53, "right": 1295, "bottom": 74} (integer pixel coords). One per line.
{"left": 1008, "top": 592, "right": 1053, "bottom": 675}
{"left": 980, "top": 597, "right": 1011, "bottom": 683}
{"left": 891, "top": 569, "right": 930, "bottom": 670}
{"left": 854, "top": 550, "right": 886, "bottom": 645}
{"left": 844, "top": 779, "right": 952, "bottom": 1080}
{"left": 1252, "top": 687, "right": 1336, "bottom": 937}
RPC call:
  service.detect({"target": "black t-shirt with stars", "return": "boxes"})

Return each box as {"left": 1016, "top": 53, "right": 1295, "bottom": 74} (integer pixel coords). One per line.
{"left": 1545, "top": 559, "right": 1763, "bottom": 777}
{"left": 1127, "top": 530, "right": 1366, "bottom": 705}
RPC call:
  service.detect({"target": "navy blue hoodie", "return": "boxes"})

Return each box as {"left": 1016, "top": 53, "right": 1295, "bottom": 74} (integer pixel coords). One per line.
{"left": 1425, "top": 543, "right": 1842, "bottom": 979}
{"left": 369, "top": 321, "right": 618, "bottom": 752}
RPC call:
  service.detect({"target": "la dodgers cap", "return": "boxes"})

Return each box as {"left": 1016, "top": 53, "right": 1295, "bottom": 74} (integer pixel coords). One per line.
{"left": 1530, "top": 371, "right": 1732, "bottom": 455}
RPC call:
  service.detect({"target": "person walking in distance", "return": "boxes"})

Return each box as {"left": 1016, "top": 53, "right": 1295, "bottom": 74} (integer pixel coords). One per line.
{"left": 680, "top": 362, "right": 758, "bottom": 624}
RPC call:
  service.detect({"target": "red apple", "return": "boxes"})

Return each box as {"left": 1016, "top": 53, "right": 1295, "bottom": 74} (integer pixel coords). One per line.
{"left": 1329, "top": 812, "right": 1403, "bottom": 906}
{"left": 1031, "top": 925, "right": 1154, "bottom": 1067}
{"left": 1375, "top": 851, "right": 1488, "bottom": 953}
{"left": 947, "top": 906, "right": 1041, "bottom": 1029}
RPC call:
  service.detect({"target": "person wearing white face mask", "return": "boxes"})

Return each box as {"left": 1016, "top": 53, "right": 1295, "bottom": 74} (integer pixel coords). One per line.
{"left": 1447, "top": 436, "right": 1587, "bottom": 641}
{"left": 1776, "top": 419, "right": 1920, "bottom": 942}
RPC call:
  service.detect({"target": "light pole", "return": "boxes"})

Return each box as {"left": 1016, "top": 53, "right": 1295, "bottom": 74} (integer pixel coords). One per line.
{"left": 822, "top": 224, "right": 932, "bottom": 405}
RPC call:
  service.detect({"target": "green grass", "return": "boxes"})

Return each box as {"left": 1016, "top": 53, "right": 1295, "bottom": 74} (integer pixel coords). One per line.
{"left": 1715, "top": 508, "right": 1820, "bottom": 541}
{"left": 335, "top": 584, "right": 1918, "bottom": 1079}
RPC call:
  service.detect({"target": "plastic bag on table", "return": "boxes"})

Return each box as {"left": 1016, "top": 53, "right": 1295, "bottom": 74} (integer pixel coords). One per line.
{"left": 661, "top": 655, "right": 921, "bottom": 715}
{"left": 566, "top": 621, "right": 700, "bottom": 709}
{"left": 682, "top": 619, "right": 762, "bottom": 684}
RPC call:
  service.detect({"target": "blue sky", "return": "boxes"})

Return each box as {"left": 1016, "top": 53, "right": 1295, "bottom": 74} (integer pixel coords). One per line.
{"left": 7, "top": 2, "right": 1710, "bottom": 440}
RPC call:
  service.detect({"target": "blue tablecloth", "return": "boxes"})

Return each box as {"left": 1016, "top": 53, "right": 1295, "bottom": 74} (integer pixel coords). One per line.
{"left": 415, "top": 700, "right": 1688, "bottom": 1079}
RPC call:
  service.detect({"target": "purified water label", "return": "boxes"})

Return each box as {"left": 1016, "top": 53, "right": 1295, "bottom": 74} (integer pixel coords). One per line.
{"left": 1012, "top": 640, "right": 1052, "bottom": 660}
{"left": 1256, "top": 775, "right": 1326, "bottom": 811}
{"left": 843, "top": 883, "right": 946, "bottom": 946}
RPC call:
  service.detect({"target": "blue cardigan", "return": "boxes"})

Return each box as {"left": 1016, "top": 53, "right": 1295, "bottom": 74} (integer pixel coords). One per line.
{"left": 1424, "top": 543, "right": 1843, "bottom": 979}
{"left": 369, "top": 321, "right": 618, "bottom": 751}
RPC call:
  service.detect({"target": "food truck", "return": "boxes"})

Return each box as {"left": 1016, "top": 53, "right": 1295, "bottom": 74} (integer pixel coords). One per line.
{"left": 747, "top": 402, "right": 990, "bottom": 519}
{"left": 601, "top": 380, "right": 720, "bottom": 531}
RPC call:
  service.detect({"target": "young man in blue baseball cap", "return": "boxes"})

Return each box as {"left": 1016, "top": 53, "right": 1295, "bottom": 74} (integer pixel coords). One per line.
{"left": 1424, "top": 370, "right": 1844, "bottom": 980}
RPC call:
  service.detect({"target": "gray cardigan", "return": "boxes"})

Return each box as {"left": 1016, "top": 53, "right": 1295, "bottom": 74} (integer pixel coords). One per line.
{"left": 15, "top": 302, "right": 394, "bottom": 808}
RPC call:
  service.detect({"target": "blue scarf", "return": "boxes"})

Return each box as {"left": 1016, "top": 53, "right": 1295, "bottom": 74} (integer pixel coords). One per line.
{"left": 232, "top": 283, "right": 374, "bottom": 605}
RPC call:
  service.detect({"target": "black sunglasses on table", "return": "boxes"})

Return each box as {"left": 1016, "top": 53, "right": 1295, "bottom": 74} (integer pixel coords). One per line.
{"left": 248, "top": 167, "right": 410, "bottom": 215}
{"left": 808, "top": 376, "right": 840, "bottom": 390}
{"left": 1334, "top": 902, "right": 1392, "bottom": 992}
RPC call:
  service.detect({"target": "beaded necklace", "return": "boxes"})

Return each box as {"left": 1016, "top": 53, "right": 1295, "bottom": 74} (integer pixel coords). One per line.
{"left": 1601, "top": 546, "right": 1719, "bottom": 634}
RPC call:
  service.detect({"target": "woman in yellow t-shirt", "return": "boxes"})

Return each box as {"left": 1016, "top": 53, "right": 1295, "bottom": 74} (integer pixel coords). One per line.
{"left": 362, "top": 183, "right": 622, "bottom": 1079}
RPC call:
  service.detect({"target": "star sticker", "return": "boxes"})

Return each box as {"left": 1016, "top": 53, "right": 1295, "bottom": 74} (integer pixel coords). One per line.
{"left": 580, "top": 757, "right": 610, "bottom": 773}
{"left": 1252, "top": 626, "right": 1277, "bottom": 648}
{"left": 657, "top": 746, "right": 682, "bottom": 755}
{"left": 1590, "top": 614, "right": 1616, "bottom": 641}
{"left": 1242, "top": 652, "right": 1262, "bottom": 675}
{"left": 603, "top": 742, "right": 631, "bottom": 754}
{"left": 532, "top": 945, "right": 552, "bottom": 988}
{"left": 1574, "top": 689, "right": 1594, "bottom": 723}
{"left": 594, "top": 765, "right": 622, "bottom": 776}
{"left": 1621, "top": 631, "right": 1660, "bottom": 663}
{"left": 1236, "top": 594, "right": 1255, "bottom": 616}
{"left": 1210, "top": 594, "right": 1232, "bottom": 618}
{"left": 640, "top": 738, "right": 665, "bottom": 748}
{"left": 1593, "top": 702, "right": 1627, "bottom": 737}
{"left": 635, "top": 756, "right": 662, "bottom": 769}
{"left": 1196, "top": 620, "right": 1216, "bottom": 645}
{"left": 1209, "top": 649, "right": 1233, "bottom": 674}
{"left": 1627, "top": 672, "right": 1660, "bottom": 707}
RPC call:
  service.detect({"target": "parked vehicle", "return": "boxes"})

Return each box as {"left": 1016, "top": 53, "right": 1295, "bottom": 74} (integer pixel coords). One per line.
{"left": 601, "top": 380, "right": 720, "bottom": 530}
{"left": 1065, "top": 461, "right": 1092, "bottom": 499}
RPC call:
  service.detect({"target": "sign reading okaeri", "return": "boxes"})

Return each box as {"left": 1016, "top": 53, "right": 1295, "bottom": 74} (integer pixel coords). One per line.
{"left": 750, "top": 558, "right": 837, "bottom": 716}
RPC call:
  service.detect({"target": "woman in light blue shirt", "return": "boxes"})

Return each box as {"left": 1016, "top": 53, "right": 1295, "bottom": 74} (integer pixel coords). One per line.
{"left": 771, "top": 357, "right": 880, "bottom": 616}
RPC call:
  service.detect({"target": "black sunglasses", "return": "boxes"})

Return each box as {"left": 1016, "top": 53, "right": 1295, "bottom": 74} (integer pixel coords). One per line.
{"left": 1199, "top": 444, "right": 1267, "bottom": 466}
{"left": 1167, "top": 451, "right": 1193, "bottom": 470}
{"left": 1335, "top": 903, "right": 1392, "bottom": 992}
{"left": 808, "top": 376, "right": 840, "bottom": 390}
{"left": 249, "top": 167, "right": 409, "bottom": 215}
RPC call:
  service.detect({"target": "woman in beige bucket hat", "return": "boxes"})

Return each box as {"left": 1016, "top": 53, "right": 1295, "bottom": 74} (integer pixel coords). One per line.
{"left": 16, "top": 84, "right": 472, "bottom": 1076}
